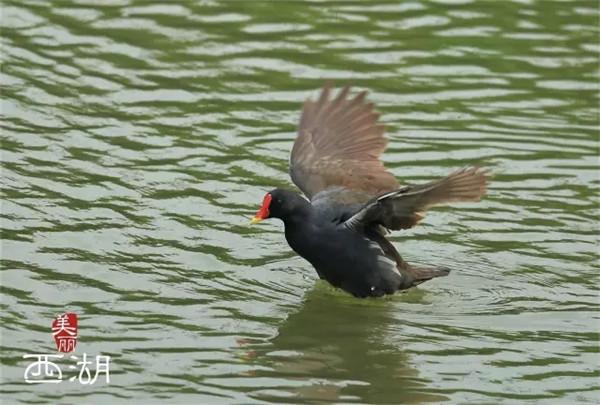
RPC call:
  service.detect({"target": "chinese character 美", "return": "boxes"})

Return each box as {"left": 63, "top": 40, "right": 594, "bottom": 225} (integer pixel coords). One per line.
{"left": 23, "top": 354, "right": 63, "bottom": 383}
{"left": 69, "top": 353, "right": 111, "bottom": 384}
{"left": 52, "top": 314, "right": 76, "bottom": 337}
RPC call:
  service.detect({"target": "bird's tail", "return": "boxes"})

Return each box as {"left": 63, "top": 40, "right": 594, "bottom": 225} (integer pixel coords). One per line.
{"left": 406, "top": 265, "right": 450, "bottom": 286}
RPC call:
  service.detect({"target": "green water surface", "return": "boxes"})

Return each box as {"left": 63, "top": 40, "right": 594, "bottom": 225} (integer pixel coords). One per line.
{"left": 1, "top": 1, "right": 599, "bottom": 404}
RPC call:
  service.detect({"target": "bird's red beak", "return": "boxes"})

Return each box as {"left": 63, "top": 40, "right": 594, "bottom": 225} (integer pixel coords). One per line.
{"left": 251, "top": 193, "right": 272, "bottom": 224}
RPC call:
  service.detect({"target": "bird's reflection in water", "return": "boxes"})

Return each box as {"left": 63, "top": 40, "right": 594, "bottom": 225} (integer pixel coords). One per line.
{"left": 239, "top": 282, "right": 446, "bottom": 403}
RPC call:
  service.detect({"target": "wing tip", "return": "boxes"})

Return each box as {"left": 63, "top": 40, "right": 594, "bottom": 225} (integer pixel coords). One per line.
{"left": 450, "top": 166, "right": 490, "bottom": 200}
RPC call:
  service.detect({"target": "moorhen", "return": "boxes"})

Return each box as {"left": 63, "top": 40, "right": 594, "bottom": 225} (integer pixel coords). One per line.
{"left": 251, "top": 85, "right": 487, "bottom": 298}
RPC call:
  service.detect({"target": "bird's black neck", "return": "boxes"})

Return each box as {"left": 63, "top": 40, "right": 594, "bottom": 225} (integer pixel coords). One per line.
{"left": 282, "top": 203, "right": 316, "bottom": 261}
{"left": 281, "top": 202, "right": 312, "bottom": 228}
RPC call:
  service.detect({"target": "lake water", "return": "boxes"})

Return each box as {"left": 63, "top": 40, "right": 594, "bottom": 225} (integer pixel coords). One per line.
{"left": 1, "top": 1, "right": 598, "bottom": 403}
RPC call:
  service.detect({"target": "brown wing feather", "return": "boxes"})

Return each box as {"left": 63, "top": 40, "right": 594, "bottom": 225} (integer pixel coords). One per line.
{"left": 345, "top": 167, "right": 488, "bottom": 231}
{"left": 290, "top": 85, "right": 398, "bottom": 199}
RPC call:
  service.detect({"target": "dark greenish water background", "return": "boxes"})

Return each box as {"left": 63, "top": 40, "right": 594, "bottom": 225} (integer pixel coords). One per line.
{"left": 1, "top": 1, "right": 598, "bottom": 404}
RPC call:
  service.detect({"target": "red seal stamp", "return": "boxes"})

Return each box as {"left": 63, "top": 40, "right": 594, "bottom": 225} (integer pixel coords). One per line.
{"left": 51, "top": 313, "right": 77, "bottom": 353}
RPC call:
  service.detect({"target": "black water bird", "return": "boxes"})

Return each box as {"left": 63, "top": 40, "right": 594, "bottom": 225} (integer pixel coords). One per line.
{"left": 251, "top": 85, "right": 487, "bottom": 298}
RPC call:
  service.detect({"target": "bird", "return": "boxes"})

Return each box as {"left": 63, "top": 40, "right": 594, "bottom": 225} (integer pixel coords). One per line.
{"left": 251, "top": 85, "right": 487, "bottom": 298}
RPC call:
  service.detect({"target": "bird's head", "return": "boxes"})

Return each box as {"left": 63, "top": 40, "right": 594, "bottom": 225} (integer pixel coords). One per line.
{"left": 251, "top": 189, "right": 309, "bottom": 223}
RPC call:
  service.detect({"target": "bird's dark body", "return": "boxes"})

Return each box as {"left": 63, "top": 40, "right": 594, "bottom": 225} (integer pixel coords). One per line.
{"left": 283, "top": 214, "right": 404, "bottom": 297}
{"left": 265, "top": 190, "right": 431, "bottom": 298}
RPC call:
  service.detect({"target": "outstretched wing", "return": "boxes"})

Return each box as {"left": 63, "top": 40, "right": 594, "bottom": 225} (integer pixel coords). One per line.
{"left": 344, "top": 167, "right": 488, "bottom": 231}
{"left": 290, "top": 85, "right": 398, "bottom": 200}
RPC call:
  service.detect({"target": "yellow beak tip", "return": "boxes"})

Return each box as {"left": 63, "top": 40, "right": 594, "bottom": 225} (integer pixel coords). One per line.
{"left": 250, "top": 217, "right": 262, "bottom": 224}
